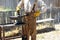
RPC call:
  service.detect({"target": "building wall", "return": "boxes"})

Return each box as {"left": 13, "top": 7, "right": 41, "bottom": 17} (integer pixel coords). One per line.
{"left": 43, "top": 0, "right": 60, "bottom": 7}
{"left": 0, "top": 0, "right": 18, "bottom": 10}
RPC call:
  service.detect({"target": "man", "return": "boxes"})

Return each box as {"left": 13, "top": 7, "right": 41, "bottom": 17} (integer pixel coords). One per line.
{"left": 16, "top": 0, "right": 47, "bottom": 40}
{"left": 16, "top": 0, "right": 47, "bottom": 16}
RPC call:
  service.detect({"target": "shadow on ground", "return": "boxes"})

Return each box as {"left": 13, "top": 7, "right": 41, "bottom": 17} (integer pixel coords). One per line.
{"left": 37, "top": 27, "right": 55, "bottom": 34}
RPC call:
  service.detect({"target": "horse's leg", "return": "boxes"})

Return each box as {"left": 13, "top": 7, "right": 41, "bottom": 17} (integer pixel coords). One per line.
{"left": 31, "top": 18, "right": 36, "bottom": 40}
{"left": 22, "top": 16, "right": 30, "bottom": 40}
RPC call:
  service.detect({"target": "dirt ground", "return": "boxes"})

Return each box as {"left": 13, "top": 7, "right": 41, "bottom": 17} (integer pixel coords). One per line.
{"left": 11, "top": 24, "right": 60, "bottom": 40}
{"left": 11, "top": 31, "right": 60, "bottom": 40}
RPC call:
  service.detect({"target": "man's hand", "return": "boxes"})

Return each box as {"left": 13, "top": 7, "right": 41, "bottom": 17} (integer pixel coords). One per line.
{"left": 43, "top": 7, "right": 47, "bottom": 13}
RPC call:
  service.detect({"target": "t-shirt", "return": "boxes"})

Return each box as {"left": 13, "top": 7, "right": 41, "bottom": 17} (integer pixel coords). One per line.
{"left": 17, "top": 0, "right": 47, "bottom": 12}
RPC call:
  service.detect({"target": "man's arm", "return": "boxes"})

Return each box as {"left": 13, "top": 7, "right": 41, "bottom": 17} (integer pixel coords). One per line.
{"left": 34, "top": 0, "right": 47, "bottom": 17}
{"left": 16, "top": 1, "right": 22, "bottom": 12}
{"left": 38, "top": 0, "right": 47, "bottom": 13}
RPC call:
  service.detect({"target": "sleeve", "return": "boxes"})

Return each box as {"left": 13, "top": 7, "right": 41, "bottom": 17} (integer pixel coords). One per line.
{"left": 38, "top": 0, "right": 47, "bottom": 12}
{"left": 16, "top": 1, "right": 22, "bottom": 11}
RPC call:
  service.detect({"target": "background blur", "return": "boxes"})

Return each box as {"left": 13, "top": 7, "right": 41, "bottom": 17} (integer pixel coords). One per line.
{"left": 0, "top": 0, "right": 60, "bottom": 25}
